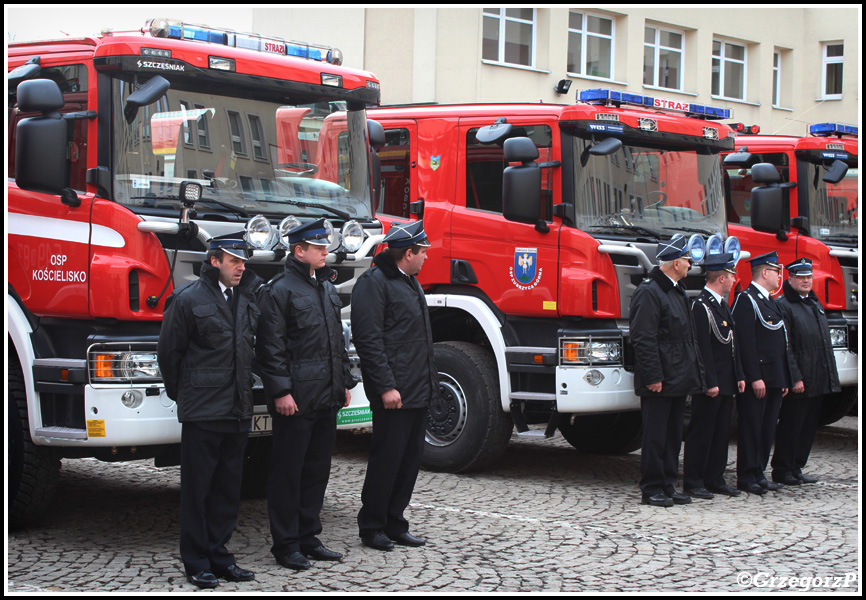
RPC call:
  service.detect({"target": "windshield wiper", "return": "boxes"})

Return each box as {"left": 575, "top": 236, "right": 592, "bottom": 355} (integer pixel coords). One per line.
{"left": 131, "top": 195, "right": 250, "bottom": 218}
{"left": 662, "top": 225, "right": 718, "bottom": 236}
{"left": 260, "top": 198, "right": 354, "bottom": 221}
{"left": 197, "top": 197, "right": 250, "bottom": 218}
{"left": 587, "top": 224, "right": 664, "bottom": 239}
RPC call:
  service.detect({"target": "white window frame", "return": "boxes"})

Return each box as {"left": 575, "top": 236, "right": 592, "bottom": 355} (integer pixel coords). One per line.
{"left": 772, "top": 52, "right": 781, "bottom": 107}
{"left": 482, "top": 8, "right": 537, "bottom": 69}
{"left": 643, "top": 25, "right": 684, "bottom": 91}
{"left": 567, "top": 11, "right": 615, "bottom": 81}
{"left": 712, "top": 39, "right": 747, "bottom": 101}
{"left": 821, "top": 42, "right": 843, "bottom": 100}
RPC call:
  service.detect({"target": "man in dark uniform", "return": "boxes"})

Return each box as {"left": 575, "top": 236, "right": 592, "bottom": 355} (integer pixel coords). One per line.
{"left": 629, "top": 234, "right": 706, "bottom": 507}
{"left": 256, "top": 219, "right": 355, "bottom": 571}
{"left": 158, "top": 238, "right": 260, "bottom": 589}
{"left": 771, "top": 258, "right": 840, "bottom": 485}
{"left": 732, "top": 251, "right": 792, "bottom": 494}
{"left": 352, "top": 221, "right": 437, "bottom": 549}
{"left": 683, "top": 253, "right": 745, "bottom": 499}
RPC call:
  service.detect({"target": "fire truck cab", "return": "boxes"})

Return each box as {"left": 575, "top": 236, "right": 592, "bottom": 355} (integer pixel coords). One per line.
{"left": 8, "top": 19, "right": 382, "bottom": 528}
{"left": 723, "top": 123, "right": 858, "bottom": 423}
{"left": 358, "top": 89, "right": 743, "bottom": 473}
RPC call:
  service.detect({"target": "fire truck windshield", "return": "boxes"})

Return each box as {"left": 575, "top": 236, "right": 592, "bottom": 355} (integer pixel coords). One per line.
{"left": 809, "top": 166, "right": 858, "bottom": 244}
{"left": 111, "top": 77, "right": 373, "bottom": 221}
{"left": 570, "top": 136, "right": 727, "bottom": 239}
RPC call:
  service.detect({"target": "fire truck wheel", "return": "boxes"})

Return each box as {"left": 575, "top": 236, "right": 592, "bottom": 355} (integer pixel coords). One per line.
{"left": 558, "top": 411, "right": 643, "bottom": 455}
{"left": 8, "top": 351, "right": 61, "bottom": 530}
{"left": 423, "top": 341, "right": 512, "bottom": 473}
{"left": 818, "top": 387, "right": 857, "bottom": 426}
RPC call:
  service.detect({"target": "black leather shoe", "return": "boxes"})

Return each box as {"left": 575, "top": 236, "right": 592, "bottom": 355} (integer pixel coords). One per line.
{"left": 187, "top": 571, "right": 219, "bottom": 589}
{"left": 361, "top": 531, "right": 394, "bottom": 551}
{"left": 276, "top": 551, "right": 311, "bottom": 571}
{"left": 772, "top": 473, "right": 802, "bottom": 486}
{"left": 707, "top": 484, "right": 741, "bottom": 497}
{"left": 641, "top": 493, "right": 674, "bottom": 507}
{"left": 685, "top": 487, "right": 714, "bottom": 500}
{"left": 388, "top": 532, "right": 426, "bottom": 547}
{"left": 737, "top": 482, "right": 767, "bottom": 495}
{"left": 215, "top": 564, "right": 255, "bottom": 582}
{"left": 759, "top": 479, "right": 784, "bottom": 491}
{"left": 303, "top": 545, "right": 343, "bottom": 561}
{"left": 796, "top": 472, "right": 818, "bottom": 484}
{"left": 668, "top": 491, "right": 692, "bottom": 505}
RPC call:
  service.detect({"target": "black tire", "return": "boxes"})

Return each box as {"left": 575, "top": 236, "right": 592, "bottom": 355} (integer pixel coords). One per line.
{"left": 423, "top": 341, "right": 512, "bottom": 473}
{"left": 819, "top": 387, "right": 857, "bottom": 426}
{"left": 8, "top": 350, "right": 61, "bottom": 530}
{"left": 559, "top": 411, "right": 643, "bottom": 455}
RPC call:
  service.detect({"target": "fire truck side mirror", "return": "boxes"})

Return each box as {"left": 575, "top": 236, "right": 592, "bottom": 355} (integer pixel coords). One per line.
{"left": 749, "top": 163, "right": 790, "bottom": 240}
{"left": 124, "top": 75, "right": 170, "bottom": 124}
{"left": 15, "top": 79, "right": 69, "bottom": 195}
{"left": 502, "top": 137, "right": 542, "bottom": 226}
{"left": 822, "top": 159, "right": 848, "bottom": 185}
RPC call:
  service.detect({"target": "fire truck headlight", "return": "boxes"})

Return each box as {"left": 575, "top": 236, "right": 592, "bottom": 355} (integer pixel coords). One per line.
{"left": 322, "top": 219, "right": 342, "bottom": 253}
{"left": 560, "top": 338, "right": 623, "bottom": 366}
{"left": 707, "top": 233, "right": 724, "bottom": 256}
{"left": 724, "top": 236, "right": 742, "bottom": 262}
{"left": 687, "top": 235, "right": 706, "bottom": 263}
{"left": 829, "top": 327, "right": 848, "bottom": 348}
{"left": 121, "top": 352, "right": 161, "bottom": 379}
{"left": 278, "top": 216, "right": 302, "bottom": 249}
{"left": 321, "top": 73, "right": 343, "bottom": 88}
{"left": 246, "top": 214, "right": 277, "bottom": 250}
{"left": 121, "top": 390, "right": 144, "bottom": 409}
{"left": 89, "top": 345, "right": 161, "bottom": 383}
{"left": 341, "top": 220, "right": 365, "bottom": 253}
{"left": 583, "top": 370, "right": 605, "bottom": 386}
{"left": 179, "top": 181, "right": 202, "bottom": 202}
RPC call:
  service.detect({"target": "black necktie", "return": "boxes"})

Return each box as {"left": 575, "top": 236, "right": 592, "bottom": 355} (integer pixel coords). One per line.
{"left": 225, "top": 288, "right": 233, "bottom": 303}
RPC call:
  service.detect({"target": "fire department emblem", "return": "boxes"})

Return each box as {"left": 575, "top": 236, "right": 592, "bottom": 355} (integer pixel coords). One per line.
{"left": 510, "top": 247, "right": 542, "bottom": 290}
{"left": 430, "top": 155, "right": 441, "bottom": 171}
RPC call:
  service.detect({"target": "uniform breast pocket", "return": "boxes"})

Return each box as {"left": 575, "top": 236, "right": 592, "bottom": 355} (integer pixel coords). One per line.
{"left": 192, "top": 304, "right": 229, "bottom": 347}
{"left": 290, "top": 296, "right": 318, "bottom": 329}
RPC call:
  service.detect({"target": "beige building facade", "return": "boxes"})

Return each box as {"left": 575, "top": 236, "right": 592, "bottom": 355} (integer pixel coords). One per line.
{"left": 253, "top": 6, "right": 859, "bottom": 136}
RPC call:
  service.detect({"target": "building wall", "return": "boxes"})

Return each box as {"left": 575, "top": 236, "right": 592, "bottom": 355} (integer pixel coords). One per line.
{"left": 253, "top": 7, "right": 859, "bottom": 137}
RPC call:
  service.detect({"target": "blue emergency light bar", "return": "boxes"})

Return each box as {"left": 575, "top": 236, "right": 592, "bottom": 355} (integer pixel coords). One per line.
{"left": 578, "top": 88, "right": 732, "bottom": 120}
{"left": 809, "top": 122, "right": 858, "bottom": 137}
{"left": 147, "top": 18, "right": 342, "bottom": 65}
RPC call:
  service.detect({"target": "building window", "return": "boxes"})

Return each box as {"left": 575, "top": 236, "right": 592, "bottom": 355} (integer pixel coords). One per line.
{"left": 227, "top": 110, "right": 247, "bottom": 157}
{"left": 194, "top": 103, "right": 211, "bottom": 150}
{"left": 482, "top": 8, "right": 536, "bottom": 68}
{"left": 772, "top": 52, "right": 781, "bottom": 107}
{"left": 822, "top": 43, "right": 843, "bottom": 99}
{"left": 568, "top": 11, "right": 614, "bottom": 79}
{"left": 248, "top": 114, "right": 267, "bottom": 161}
{"left": 712, "top": 40, "right": 746, "bottom": 100}
{"left": 643, "top": 26, "right": 683, "bottom": 91}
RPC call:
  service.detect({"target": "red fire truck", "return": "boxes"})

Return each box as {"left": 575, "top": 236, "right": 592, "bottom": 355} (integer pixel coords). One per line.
{"left": 723, "top": 123, "right": 858, "bottom": 423}
{"left": 353, "top": 89, "right": 744, "bottom": 473}
{"left": 8, "top": 19, "right": 382, "bottom": 528}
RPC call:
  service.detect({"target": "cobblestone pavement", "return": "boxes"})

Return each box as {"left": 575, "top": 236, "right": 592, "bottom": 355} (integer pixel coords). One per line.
{"left": 7, "top": 416, "right": 859, "bottom": 593}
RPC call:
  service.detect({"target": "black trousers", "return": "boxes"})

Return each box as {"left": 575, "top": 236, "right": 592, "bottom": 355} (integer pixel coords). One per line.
{"left": 684, "top": 393, "right": 735, "bottom": 490}
{"left": 268, "top": 406, "right": 338, "bottom": 559}
{"left": 736, "top": 387, "right": 783, "bottom": 485}
{"left": 358, "top": 407, "right": 427, "bottom": 537}
{"left": 771, "top": 394, "right": 821, "bottom": 478}
{"left": 639, "top": 395, "right": 685, "bottom": 497}
{"left": 180, "top": 421, "right": 249, "bottom": 576}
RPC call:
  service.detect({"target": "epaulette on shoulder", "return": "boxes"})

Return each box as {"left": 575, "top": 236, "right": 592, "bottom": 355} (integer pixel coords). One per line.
{"left": 172, "top": 280, "right": 198, "bottom": 298}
